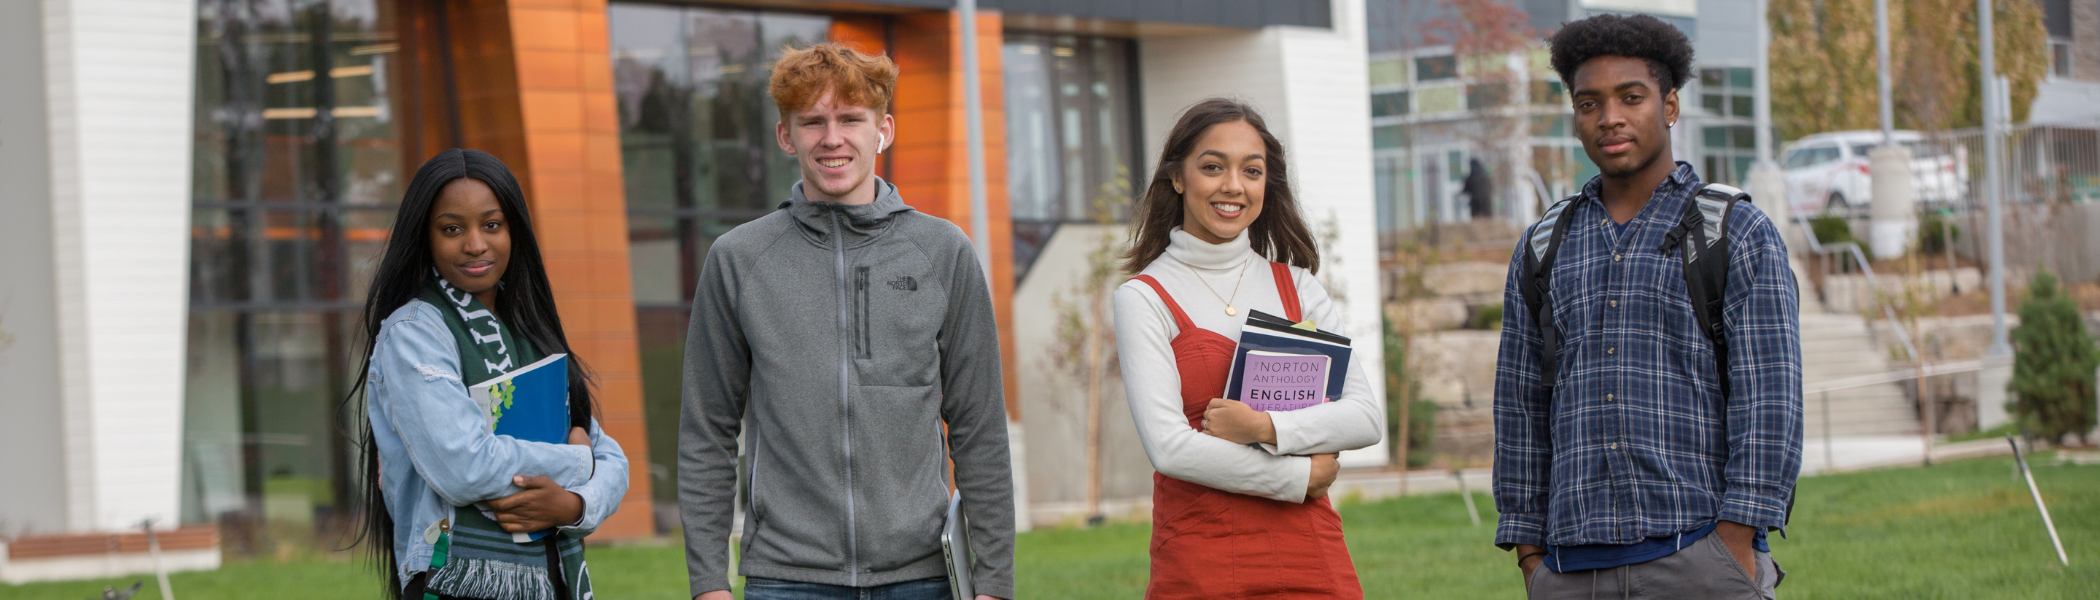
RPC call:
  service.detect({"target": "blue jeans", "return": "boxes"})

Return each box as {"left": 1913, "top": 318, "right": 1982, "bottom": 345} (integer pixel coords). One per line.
{"left": 743, "top": 577, "right": 951, "bottom": 600}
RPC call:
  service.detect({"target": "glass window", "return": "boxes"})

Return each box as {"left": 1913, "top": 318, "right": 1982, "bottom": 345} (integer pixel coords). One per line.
{"left": 2053, "top": 40, "right": 2072, "bottom": 77}
{"left": 1002, "top": 33, "right": 1137, "bottom": 282}
{"left": 1373, "top": 153, "right": 1415, "bottom": 234}
{"left": 1416, "top": 54, "right": 1458, "bottom": 81}
{"left": 1783, "top": 149, "right": 1811, "bottom": 169}
{"left": 1700, "top": 126, "right": 1758, "bottom": 185}
{"left": 1531, "top": 115, "right": 1568, "bottom": 137}
{"left": 1415, "top": 86, "right": 1462, "bottom": 113}
{"left": 1373, "top": 124, "right": 1408, "bottom": 149}
{"left": 1465, "top": 83, "right": 1509, "bottom": 108}
{"left": 185, "top": 0, "right": 407, "bottom": 548}
{"left": 610, "top": 3, "right": 838, "bottom": 508}
{"left": 1783, "top": 144, "right": 1839, "bottom": 168}
{"left": 1704, "top": 126, "right": 1729, "bottom": 149}
{"left": 1531, "top": 80, "right": 1564, "bottom": 106}
{"left": 1698, "top": 67, "right": 1755, "bottom": 119}
{"left": 1371, "top": 91, "right": 1410, "bottom": 117}
{"left": 1700, "top": 68, "right": 1726, "bottom": 87}
{"left": 1368, "top": 59, "right": 1407, "bottom": 87}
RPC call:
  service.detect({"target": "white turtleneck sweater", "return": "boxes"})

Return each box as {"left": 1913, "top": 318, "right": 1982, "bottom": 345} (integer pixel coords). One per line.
{"left": 1113, "top": 228, "right": 1384, "bottom": 503}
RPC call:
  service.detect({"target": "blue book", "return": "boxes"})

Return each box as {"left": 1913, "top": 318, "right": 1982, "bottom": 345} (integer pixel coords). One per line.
{"left": 469, "top": 353, "right": 570, "bottom": 542}
{"left": 1222, "top": 311, "right": 1351, "bottom": 410}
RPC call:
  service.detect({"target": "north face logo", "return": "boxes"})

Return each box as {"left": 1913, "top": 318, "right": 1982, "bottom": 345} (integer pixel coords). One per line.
{"left": 888, "top": 276, "right": 917, "bottom": 291}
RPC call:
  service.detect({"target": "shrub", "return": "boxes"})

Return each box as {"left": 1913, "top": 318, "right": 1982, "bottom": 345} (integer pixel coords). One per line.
{"left": 1918, "top": 211, "right": 1959, "bottom": 255}
{"left": 2008, "top": 270, "right": 2099, "bottom": 445}
{"left": 1384, "top": 315, "right": 1436, "bottom": 467}
{"left": 1809, "top": 214, "right": 1861, "bottom": 269}
{"left": 1467, "top": 305, "right": 1504, "bottom": 331}
{"left": 1405, "top": 399, "right": 1438, "bottom": 467}
{"left": 1808, "top": 214, "right": 1856, "bottom": 246}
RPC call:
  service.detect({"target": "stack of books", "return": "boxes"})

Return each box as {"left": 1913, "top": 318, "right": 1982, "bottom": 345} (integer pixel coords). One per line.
{"left": 1223, "top": 310, "right": 1351, "bottom": 413}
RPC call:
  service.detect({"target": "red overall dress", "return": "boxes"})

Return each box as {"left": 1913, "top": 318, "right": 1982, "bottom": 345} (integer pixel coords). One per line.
{"left": 1134, "top": 262, "right": 1363, "bottom": 600}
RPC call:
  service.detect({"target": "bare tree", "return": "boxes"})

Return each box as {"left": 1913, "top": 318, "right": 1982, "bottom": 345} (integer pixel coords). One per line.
{"left": 1422, "top": 0, "right": 1536, "bottom": 221}
{"left": 1048, "top": 170, "right": 1132, "bottom": 525}
{"left": 1383, "top": 238, "right": 1446, "bottom": 481}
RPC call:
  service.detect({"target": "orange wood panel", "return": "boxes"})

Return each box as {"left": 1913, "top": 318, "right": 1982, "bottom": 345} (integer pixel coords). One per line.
{"left": 420, "top": 0, "right": 655, "bottom": 541}
{"left": 888, "top": 10, "right": 1018, "bottom": 419}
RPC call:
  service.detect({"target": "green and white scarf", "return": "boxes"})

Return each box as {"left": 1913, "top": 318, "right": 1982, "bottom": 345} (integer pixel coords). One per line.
{"left": 417, "top": 274, "right": 592, "bottom": 600}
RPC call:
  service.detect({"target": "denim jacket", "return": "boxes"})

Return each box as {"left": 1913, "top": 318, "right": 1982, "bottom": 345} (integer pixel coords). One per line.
{"left": 367, "top": 299, "right": 629, "bottom": 587}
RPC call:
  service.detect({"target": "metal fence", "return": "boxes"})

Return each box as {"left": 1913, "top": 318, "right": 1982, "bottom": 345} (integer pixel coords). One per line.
{"left": 1821, "top": 120, "right": 2100, "bottom": 284}
{"left": 1915, "top": 119, "right": 2100, "bottom": 207}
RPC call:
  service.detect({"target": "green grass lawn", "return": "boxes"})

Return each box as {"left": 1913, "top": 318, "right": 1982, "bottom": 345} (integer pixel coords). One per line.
{"left": 7, "top": 455, "right": 2095, "bottom": 599}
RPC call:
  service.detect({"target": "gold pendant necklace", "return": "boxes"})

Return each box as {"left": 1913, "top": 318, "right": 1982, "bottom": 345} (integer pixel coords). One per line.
{"left": 1184, "top": 257, "right": 1251, "bottom": 316}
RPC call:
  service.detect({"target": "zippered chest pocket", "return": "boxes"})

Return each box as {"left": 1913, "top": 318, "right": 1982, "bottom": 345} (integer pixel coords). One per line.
{"left": 852, "top": 260, "right": 943, "bottom": 387}
{"left": 856, "top": 267, "right": 872, "bottom": 360}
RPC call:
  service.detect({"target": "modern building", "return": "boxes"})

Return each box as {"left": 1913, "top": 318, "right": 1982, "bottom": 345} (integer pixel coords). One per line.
{"left": 1364, "top": 0, "right": 1768, "bottom": 235}
{"left": 0, "top": 0, "right": 1385, "bottom": 582}
{"left": 2030, "top": 0, "right": 2100, "bottom": 122}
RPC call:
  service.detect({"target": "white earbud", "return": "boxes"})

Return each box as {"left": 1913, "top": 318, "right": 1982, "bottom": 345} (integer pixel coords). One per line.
{"left": 877, "top": 132, "right": 887, "bottom": 155}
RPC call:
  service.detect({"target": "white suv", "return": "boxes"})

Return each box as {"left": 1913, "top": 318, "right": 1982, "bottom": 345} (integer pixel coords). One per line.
{"left": 1780, "top": 130, "right": 1968, "bottom": 214}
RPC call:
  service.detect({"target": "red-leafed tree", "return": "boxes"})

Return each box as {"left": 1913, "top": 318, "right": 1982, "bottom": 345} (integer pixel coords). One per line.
{"left": 1420, "top": 0, "right": 1539, "bottom": 223}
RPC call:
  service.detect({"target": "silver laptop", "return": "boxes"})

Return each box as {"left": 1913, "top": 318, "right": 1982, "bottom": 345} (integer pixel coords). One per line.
{"left": 940, "top": 490, "right": 974, "bottom": 600}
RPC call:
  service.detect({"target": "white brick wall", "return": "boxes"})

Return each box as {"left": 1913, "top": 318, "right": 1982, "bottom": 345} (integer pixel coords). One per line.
{"left": 43, "top": 0, "right": 198, "bottom": 533}
{"left": 1139, "top": 0, "right": 1390, "bottom": 467}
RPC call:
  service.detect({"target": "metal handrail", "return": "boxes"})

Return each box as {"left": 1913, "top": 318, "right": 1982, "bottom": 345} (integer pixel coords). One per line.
{"left": 1804, "top": 358, "right": 1988, "bottom": 473}
{"left": 1805, "top": 359, "right": 1986, "bottom": 395}
{"left": 1789, "top": 211, "right": 1924, "bottom": 365}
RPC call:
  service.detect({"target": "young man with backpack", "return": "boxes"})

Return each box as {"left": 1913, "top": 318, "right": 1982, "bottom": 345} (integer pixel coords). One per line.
{"left": 1491, "top": 14, "right": 1803, "bottom": 599}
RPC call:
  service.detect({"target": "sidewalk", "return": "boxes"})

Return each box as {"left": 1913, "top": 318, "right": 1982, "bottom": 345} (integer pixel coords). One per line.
{"left": 1801, "top": 435, "right": 2020, "bottom": 475}
{"left": 1326, "top": 436, "right": 2020, "bottom": 506}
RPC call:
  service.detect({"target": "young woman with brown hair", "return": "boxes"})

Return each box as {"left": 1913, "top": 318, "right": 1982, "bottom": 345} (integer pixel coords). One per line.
{"left": 1112, "top": 98, "right": 1383, "bottom": 599}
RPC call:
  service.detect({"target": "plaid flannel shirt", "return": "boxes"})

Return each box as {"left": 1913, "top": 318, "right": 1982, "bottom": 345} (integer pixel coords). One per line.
{"left": 1492, "top": 163, "right": 1804, "bottom": 550}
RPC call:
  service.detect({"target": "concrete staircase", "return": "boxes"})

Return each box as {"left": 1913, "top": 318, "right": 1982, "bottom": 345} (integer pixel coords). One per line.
{"left": 1799, "top": 311, "right": 1922, "bottom": 436}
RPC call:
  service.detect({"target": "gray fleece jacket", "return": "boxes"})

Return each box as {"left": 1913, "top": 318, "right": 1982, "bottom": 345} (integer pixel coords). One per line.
{"left": 679, "top": 178, "right": 1014, "bottom": 599}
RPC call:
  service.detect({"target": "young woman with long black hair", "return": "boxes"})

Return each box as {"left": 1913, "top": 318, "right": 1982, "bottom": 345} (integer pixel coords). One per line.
{"left": 348, "top": 149, "right": 628, "bottom": 599}
{"left": 1111, "top": 99, "right": 1383, "bottom": 599}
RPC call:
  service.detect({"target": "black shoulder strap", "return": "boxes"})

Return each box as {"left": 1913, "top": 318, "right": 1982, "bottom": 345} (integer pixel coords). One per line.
{"left": 1663, "top": 183, "right": 1747, "bottom": 399}
{"left": 1676, "top": 183, "right": 1791, "bottom": 534}
{"left": 1520, "top": 195, "right": 1582, "bottom": 392}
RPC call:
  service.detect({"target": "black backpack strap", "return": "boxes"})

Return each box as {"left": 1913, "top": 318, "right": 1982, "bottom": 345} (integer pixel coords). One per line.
{"left": 1520, "top": 195, "right": 1581, "bottom": 393}
{"left": 1663, "top": 183, "right": 1744, "bottom": 399}
{"left": 1665, "top": 183, "right": 1792, "bottom": 534}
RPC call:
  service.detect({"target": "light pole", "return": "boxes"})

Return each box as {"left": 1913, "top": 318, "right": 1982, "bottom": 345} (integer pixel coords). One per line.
{"left": 1867, "top": 0, "right": 1914, "bottom": 260}
{"left": 959, "top": 0, "right": 991, "bottom": 281}
{"left": 1981, "top": 0, "right": 2010, "bottom": 357}
{"left": 1876, "top": 0, "right": 1892, "bottom": 144}
{"left": 1754, "top": 0, "right": 1774, "bottom": 165}
{"left": 1748, "top": 0, "right": 1795, "bottom": 251}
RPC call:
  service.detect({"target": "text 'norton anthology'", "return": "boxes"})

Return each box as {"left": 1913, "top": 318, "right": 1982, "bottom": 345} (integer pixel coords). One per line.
{"left": 1238, "top": 350, "right": 1329, "bottom": 412}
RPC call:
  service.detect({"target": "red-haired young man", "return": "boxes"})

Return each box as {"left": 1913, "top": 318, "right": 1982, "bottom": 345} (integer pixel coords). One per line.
{"left": 678, "top": 43, "right": 1014, "bottom": 600}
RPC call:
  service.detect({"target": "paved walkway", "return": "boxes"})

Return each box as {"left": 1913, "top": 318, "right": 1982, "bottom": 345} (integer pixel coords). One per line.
{"left": 1328, "top": 437, "right": 2019, "bottom": 505}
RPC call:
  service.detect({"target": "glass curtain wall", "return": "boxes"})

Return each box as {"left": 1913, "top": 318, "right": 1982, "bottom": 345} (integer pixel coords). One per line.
{"left": 187, "top": 0, "right": 407, "bottom": 553}
{"left": 1002, "top": 33, "right": 1137, "bottom": 283}
{"left": 1696, "top": 67, "right": 1757, "bottom": 186}
{"left": 609, "top": 3, "right": 834, "bottom": 507}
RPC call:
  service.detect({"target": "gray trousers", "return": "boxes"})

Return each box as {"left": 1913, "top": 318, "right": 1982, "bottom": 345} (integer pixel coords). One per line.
{"left": 1527, "top": 533, "right": 1782, "bottom": 600}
